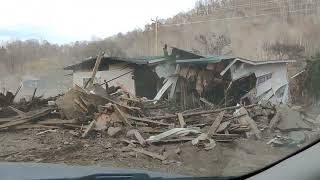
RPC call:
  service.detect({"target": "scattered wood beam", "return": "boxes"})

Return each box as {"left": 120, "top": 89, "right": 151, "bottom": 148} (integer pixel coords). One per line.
{"left": 8, "top": 106, "right": 26, "bottom": 116}
{"left": 131, "top": 148, "right": 166, "bottom": 161}
{"left": 84, "top": 51, "right": 105, "bottom": 88}
{"left": 127, "top": 116, "right": 170, "bottom": 126}
{"left": 149, "top": 104, "right": 257, "bottom": 120}
{"left": 113, "top": 104, "right": 132, "bottom": 127}
{"left": 82, "top": 120, "right": 96, "bottom": 138}
{"left": 177, "top": 113, "right": 186, "bottom": 128}
{"left": 207, "top": 110, "right": 225, "bottom": 135}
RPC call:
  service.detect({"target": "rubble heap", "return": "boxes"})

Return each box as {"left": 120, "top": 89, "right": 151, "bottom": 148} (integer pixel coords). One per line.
{"left": 1, "top": 80, "right": 318, "bottom": 162}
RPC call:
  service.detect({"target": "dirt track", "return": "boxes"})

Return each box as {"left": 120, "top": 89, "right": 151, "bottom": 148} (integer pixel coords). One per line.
{"left": 0, "top": 128, "right": 297, "bottom": 177}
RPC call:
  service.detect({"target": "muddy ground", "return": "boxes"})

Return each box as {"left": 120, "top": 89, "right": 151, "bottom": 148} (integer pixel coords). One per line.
{"left": 0, "top": 128, "right": 303, "bottom": 177}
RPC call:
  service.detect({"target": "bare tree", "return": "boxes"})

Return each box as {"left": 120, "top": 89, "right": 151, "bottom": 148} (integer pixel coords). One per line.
{"left": 263, "top": 41, "right": 305, "bottom": 60}
{"left": 195, "top": 33, "right": 232, "bottom": 55}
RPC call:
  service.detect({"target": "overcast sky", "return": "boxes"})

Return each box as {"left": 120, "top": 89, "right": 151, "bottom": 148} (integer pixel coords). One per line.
{"left": 0, "top": 0, "right": 196, "bottom": 44}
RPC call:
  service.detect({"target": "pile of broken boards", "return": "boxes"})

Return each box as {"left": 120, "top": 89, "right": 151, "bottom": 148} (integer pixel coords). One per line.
{"left": 0, "top": 90, "right": 63, "bottom": 129}
{"left": 0, "top": 83, "right": 318, "bottom": 162}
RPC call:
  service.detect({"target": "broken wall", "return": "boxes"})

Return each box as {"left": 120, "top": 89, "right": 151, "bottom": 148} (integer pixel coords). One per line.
{"left": 231, "top": 63, "right": 289, "bottom": 104}
{"left": 73, "top": 63, "right": 135, "bottom": 95}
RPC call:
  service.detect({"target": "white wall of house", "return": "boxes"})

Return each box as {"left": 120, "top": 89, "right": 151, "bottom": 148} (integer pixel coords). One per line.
{"left": 72, "top": 63, "right": 135, "bottom": 95}
{"left": 231, "top": 63, "right": 289, "bottom": 104}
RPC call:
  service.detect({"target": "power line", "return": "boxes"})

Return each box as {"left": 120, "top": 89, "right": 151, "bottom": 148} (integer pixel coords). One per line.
{"left": 159, "top": 6, "right": 320, "bottom": 28}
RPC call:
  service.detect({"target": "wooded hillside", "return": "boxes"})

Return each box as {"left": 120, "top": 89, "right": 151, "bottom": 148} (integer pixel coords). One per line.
{"left": 0, "top": 0, "right": 319, "bottom": 92}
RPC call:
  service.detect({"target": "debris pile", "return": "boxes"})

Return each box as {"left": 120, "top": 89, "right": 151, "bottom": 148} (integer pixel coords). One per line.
{"left": 0, "top": 53, "right": 317, "bottom": 163}
{"left": 0, "top": 80, "right": 319, "bottom": 164}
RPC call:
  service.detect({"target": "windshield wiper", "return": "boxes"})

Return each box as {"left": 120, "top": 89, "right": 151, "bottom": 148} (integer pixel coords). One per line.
{"left": 39, "top": 173, "right": 235, "bottom": 180}
{"left": 40, "top": 173, "right": 161, "bottom": 180}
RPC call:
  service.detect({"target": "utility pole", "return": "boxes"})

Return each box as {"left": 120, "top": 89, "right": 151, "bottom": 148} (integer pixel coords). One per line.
{"left": 151, "top": 17, "right": 158, "bottom": 55}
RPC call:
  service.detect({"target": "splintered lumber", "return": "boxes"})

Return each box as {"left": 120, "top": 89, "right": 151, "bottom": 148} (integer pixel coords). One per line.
{"left": 149, "top": 104, "right": 257, "bottom": 120}
{"left": 14, "top": 124, "right": 59, "bottom": 130}
{"left": 36, "top": 129, "right": 57, "bottom": 135}
{"left": 127, "top": 116, "right": 170, "bottom": 126}
{"left": 8, "top": 106, "right": 26, "bottom": 116}
{"left": 207, "top": 111, "right": 225, "bottom": 135}
{"left": 222, "top": 114, "right": 246, "bottom": 122}
{"left": 216, "top": 121, "right": 231, "bottom": 133}
{"left": 12, "top": 84, "right": 22, "bottom": 103}
{"left": 127, "top": 129, "right": 146, "bottom": 145}
{"left": 91, "top": 89, "right": 139, "bottom": 112}
{"left": 200, "top": 97, "right": 214, "bottom": 108}
{"left": 113, "top": 104, "right": 132, "bottom": 127}
{"left": 154, "top": 76, "right": 178, "bottom": 101}
{"left": 0, "top": 107, "right": 53, "bottom": 129}
{"left": 37, "top": 119, "right": 77, "bottom": 125}
{"left": 237, "top": 107, "right": 261, "bottom": 139}
{"left": 62, "top": 124, "right": 82, "bottom": 129}
{"left": 74, "top": 98, "right": 88, "bottom": 113}
{"left": 31, "top": 88, "right": 37, "bottom": 101}
{"left": 84, "top": 51, "right": 105, "bottom": 88}
{"left": 150, "top": 137, "right": 194, "bottom": 144}
{"left": 131, "top": 148, "right": 166, "bottom": 161}
{"left": 82, "top": 120, "right": 96, "bottom": 138}
{"left": 177, "top": 113, "right": 186, "bottom": 128}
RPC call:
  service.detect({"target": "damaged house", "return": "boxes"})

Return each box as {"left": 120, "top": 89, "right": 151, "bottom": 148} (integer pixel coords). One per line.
{"left": 153, "top": 47, "right": 295, "bottom": 108}
{"left": 64, "top": 46, "right": 294, "bottom": 107}
{"left": 63, "top": 46, "right": 216, "bottom": 99}
{"left": 64, "top": 56, "right": 167, "bottom": 99}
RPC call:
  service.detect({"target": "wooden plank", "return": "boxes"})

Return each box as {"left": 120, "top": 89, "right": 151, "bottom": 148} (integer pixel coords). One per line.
{"left": 216, "top": 121, "right": 231, "bottom": 133}
{"left": 37, "top": 119, "right": 77, "bottom": 125}
{"left": 177, "top": 113, "right": 186, "bottom": 128}
{"left": 200, "top": 97, "right": 214, "bottom": 108}
{"left": 89, "top": 90, "right": 140, "bottom": 112}
{"left": 154, "top": 76, "right": 178, "bottom": 101}
{"left": 127, "top": 116, "right": 170, "bottom": 126}
{"left": 113, "top": 104, "right": 132, "bottom": 127}
{"left": 31, "top": 88, "right": 37, "bottom": 101}
{"left": 14, "top": 124, "right": 59, "bottom": 130}
{"left": 11, "top": 84, "right": 22, "bottom": 103}
{"left": 207, "top": 110, "right": 225, "bottom": 135}
{"left": 62, "top": 124, "right": 82, "bottom": 129}
{"left": 131, "top": 148, "right": 166, "bottom": 161}
{"left": 8, "top": 106, "right": 26, "bottom": 116}
{"left": 84, "top": 51, "right": 105, "bottom": 88}
{"left": 133, "top": 130, "right": 146, "bottom": 146}
{"left": 169, "top": 76, "right": 179, "bottom": 99}
{"left": 82, "top": 120, "right": 96, "bottom": 138}
{"left": 0, "top": 107, "right": 53, "bottom": 129}
{"left": 149, "top": 104, "right": 257, "bottom": 120}
{"left": 73, "top": 98, "right": 88, "bottom": 113}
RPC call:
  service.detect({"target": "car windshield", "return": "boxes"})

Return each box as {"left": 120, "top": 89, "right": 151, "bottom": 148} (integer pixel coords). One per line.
{"left": 0, "top": 0, "right": 319, "bottom": 178}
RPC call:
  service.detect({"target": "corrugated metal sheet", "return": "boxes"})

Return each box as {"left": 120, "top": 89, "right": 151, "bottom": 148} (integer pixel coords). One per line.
{"left": 64, "top": 56, "right": 167, "bottom": 70}
{"left": 174, "top": 55, "right": 235, "bottom": 64}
